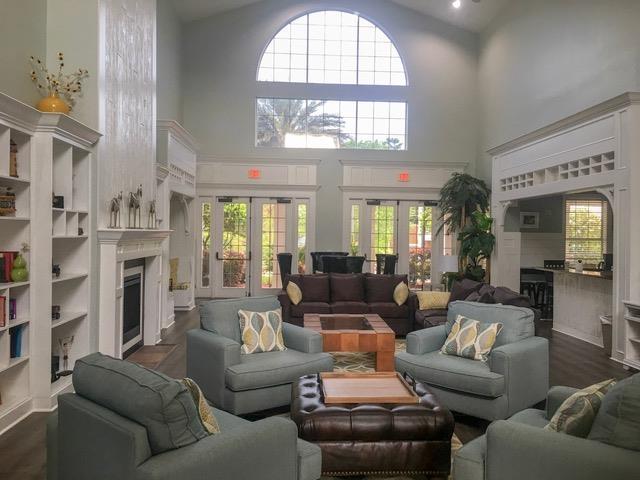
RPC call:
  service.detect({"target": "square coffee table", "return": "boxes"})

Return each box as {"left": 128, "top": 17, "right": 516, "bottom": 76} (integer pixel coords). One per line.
{"left": 303, "top": 313, "right": 395, "bottom": 371}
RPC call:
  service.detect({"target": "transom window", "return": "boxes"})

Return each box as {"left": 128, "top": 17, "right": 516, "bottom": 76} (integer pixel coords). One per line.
{"left": 258, "top": 11, "right": 407, "bottom": 86}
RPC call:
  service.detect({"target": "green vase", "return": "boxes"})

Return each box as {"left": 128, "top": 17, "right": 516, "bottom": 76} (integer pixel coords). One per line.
{"left": 11, "top": 254, "right": 29, "bottom": 282}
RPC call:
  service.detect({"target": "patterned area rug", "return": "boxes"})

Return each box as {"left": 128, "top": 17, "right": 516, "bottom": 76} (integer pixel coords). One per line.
{"left": 325, "top": 340, "right": 461, "bottom": 479}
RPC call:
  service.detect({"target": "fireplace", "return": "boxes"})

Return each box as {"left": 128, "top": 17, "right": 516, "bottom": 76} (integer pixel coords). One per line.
{"left": 122, "top": 262, "right": 144, "bottom": 357}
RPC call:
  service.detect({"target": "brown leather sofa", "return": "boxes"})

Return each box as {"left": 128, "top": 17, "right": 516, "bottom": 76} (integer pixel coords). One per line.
{"left": 415, "top": 278, "right": 539, "bottom": 329}
{"left": 278, "top": 273, "right": 416, "bottom": 336}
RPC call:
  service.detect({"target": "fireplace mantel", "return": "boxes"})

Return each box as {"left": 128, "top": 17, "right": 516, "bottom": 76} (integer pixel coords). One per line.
{"left": 98, "top": 228, "right": 172, "bottom": 244}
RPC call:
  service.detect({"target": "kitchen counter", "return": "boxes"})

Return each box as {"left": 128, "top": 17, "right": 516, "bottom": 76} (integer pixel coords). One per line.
{"left": 523, "top": 267, "right": 613, "bottom": 280}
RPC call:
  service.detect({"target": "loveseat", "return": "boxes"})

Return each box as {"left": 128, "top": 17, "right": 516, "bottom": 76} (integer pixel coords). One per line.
{"left": 415, "top": 278, "right": 538, "bottom": 330}
{"left": 278, "top": 273, "right": 416, "bottom": 336}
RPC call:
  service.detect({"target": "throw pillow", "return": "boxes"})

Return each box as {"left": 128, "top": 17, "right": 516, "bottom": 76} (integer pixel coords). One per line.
{"left": 238, "top": 308, "right": 286, "bottom": 354}
{"left": 416, "top": 291, "right": 451, "bottom": 310}
{"left": 441, "top": 314, "right": 503, "bottom": 361}
{"left": 393, "top": 281, "right": 409, "bottom": 306}
{"left": 448, "top": 279, "right": 483, "bottom": 304}
{"left": 588, "top": 374, "right": 640, "bottom": 451}
{"left": 545, "top": 379, "right": 616, "bottom": 437}
{"left": 286, "top": 281, "right": 303, "bottom": 305}
{"left": 181, "top": 378, "right": 220, "bottom": 435}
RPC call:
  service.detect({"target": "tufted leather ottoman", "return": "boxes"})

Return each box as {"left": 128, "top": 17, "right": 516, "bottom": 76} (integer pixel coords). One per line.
{"left": 291, "top": 374, "right": 455, "bottom": 477}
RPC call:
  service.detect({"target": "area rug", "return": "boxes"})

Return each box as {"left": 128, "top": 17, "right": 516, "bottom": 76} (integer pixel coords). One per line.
{"left": 126, "top": 344, "right": 177, "bottom": 370}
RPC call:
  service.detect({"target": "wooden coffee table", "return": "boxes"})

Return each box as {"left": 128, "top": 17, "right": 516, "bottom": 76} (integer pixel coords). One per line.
{"left": 303, "top": 313, "right": 395, "bottom": 372}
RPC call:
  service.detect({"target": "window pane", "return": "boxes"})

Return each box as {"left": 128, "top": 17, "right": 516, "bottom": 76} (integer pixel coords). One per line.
{"left": 370, "top": 205, "right": 395, "bottom": 273}
{"left": 350, "top": 204, "right": 360, "bottom": 254}
{"left": 297, "top": 204, "right": 307, "bottom": 274}
{"left": 565, "top": 199, "right": 608, "bottom": 265}
{"left": 201, "top": 202, "right": 212, "bottom": 288}
{"left": 222, "top": 203, "right": 248, "bottom": 288}
{"left": 408, "top": 206, "right": 433, "bottom": 289}
{"left": 261, "top": 203, "right": 287, "bottom": 289}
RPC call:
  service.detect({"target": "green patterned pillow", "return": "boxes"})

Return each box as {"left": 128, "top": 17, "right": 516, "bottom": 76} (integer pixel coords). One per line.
{"left": 545, "top": 379, "right": 616, "bottom": 437}
{"left": 441, "top": 314, "right": 503, "bottom": 361}
{"left": 181, "top": 378, "right": 220, "bottom": 435}
{"left": 238, "top": 308, "right": 287, "bottom": 354}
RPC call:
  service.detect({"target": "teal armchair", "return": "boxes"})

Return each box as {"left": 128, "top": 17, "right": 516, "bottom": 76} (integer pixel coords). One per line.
{"left": 453, "top": 386, "right": 639, "bottom": 480}
{"left": 395, "top": 301, "right": 548, "bottom": 421}
{"left": 187, "top": 296, "right": 334, "bottom": 415}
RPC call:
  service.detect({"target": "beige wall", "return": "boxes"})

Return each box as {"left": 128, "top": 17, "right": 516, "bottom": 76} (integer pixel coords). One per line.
{"left": 157, "top": 0, "right": 183, "bottom": 123}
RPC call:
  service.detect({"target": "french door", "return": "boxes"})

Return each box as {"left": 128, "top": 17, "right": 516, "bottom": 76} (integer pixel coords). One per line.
{"left": 197, "top": 196, "right": 310, "bottom": 298}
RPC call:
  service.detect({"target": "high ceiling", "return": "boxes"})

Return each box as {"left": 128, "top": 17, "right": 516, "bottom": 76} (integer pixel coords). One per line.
{"left": 171, "top": 0, "right": 510, "bottom": 33}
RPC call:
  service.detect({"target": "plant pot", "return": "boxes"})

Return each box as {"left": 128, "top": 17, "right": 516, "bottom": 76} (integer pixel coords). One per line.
{"left": 36, "top": 94, "right": 70, "bottom": 114}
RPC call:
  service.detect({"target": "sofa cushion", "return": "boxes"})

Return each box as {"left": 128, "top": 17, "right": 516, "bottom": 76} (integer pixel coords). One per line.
{"left": 200, "top": 296, "right": 281, "bottom": 343}
{"left": 73, "top": 352, "right": 208, "bottom": 455}
{"left": 369, "top": 301, "right": 409, "bottom": 318}
{"left": 291, "top": 302, "right": 331, "bottom": 318}
{"left": 302, "top": 275, "right": 331, "bottom": 303}
{"left": 449, "top": 279, "right": 483, "bottom": 304}
{"left": 330, "top": 274, "right": 365, "bottom": 302}
{"left": 396, "top": 351, "right": 505, "bottom": 397}
{"left": 365, "top": 274, "right": 407, "bottom": 303}
{"left": 589, "top": 374, "right": 640, "bottom": 451}
{"left": 225, "top": 350, "right": 334, "bottom": 392}
{"left": 330, "top": 301, "right": 369, "bottom": 314}
{"left": 416, "top": 291, "right": 450, "bottom": 310}
{"left": 447, "top": 301, "right": 534, "bottom": 348}
{"left": 415, "top": 309, "right": 448, "bottom": 328}
{"left": 493, "top": 286, "right": 532, "bottom": 308}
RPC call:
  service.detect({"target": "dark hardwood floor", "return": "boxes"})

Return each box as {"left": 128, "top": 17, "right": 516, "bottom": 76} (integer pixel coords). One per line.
{"left": 0, "top": 310, "right": 630, "bottom": 480}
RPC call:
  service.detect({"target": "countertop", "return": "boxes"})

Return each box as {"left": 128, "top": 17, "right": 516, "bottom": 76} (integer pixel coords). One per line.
{"left": 523, "top": 267, "right": 613, "bottom": 280}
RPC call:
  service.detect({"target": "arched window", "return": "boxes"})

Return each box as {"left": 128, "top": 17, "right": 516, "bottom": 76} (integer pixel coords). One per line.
{"left": 258, "top": 11, "right": 407, "bottom": 86}
{"left": 256, "top": 10, "right": 408, "bottom": 150}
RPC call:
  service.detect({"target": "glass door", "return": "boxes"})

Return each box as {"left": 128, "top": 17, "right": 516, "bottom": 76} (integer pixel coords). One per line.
{"left": 253, "top": 199, "right": 290, "bottom": 295}
{"left": 365, "top": 202, "right": 398, "bottom": 273}
{"left": 196, "top": 198, "right": 213, "bottom": 297}
{"left": 399, "top": 203, "right": 434, "bottom": 289}
{"left": 213, "top": 197, "right": 251, "bottom": 297}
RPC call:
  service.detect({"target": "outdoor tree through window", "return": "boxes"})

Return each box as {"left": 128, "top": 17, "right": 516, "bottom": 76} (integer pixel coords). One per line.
{"left": 565, "top": 199, "right": 609, "bottom": 265}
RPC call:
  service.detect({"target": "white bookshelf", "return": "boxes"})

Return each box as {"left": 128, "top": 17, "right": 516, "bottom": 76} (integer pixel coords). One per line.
{"left": 623, "top": 301, "right": 640, "bottom": 370}
{"left": 0, "top": 93, "right": 100, "bottom": 432}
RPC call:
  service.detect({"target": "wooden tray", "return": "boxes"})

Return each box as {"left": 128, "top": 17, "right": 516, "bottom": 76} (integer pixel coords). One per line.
{"left": 319, "top": 372, "right": 420, "bottom": 404}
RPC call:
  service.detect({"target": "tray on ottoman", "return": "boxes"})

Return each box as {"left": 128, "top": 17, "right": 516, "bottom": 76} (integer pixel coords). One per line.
{"left": 319, "top": 372, "right": 420, "bottom": 404}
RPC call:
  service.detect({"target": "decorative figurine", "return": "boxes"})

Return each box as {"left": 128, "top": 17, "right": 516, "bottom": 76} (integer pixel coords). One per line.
{"left": 9, "top": 140, "right": 18, "bottom": 178}
{"left": 52, "top": 194, "right": 65, "bottom": 209}
{"left": 128, "top": 185, "right": 142, "bottom": 229}
{"left": 57, "top": 336, "right": 74, "bottom": 376}
{"left": 52, "top": 305, "right": 61, "bottom": 320}
{"left": 52, "top": 264, "right": 61, "bottom": 278}
{"left": 148, "top": 200, "right": 157, "bottom": 229}
{"left": 109, "top": 191, "right": 122, "bottom": 228}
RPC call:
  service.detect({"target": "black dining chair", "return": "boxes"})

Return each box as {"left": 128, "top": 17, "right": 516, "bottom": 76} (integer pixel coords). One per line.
{"left": 276, "top": 253, "right": 292, "bottom": 287}
{"left": 376, "top": 254, "right": 398, "bottom": 274}
{"left": 345, "top": 256, "right": 366, "bottom": 273}
{"left": 310, "top": 251, "right": 348, "bottom": 273}
{"left": 322, "top": 255, "right": 348, "bottom": 274}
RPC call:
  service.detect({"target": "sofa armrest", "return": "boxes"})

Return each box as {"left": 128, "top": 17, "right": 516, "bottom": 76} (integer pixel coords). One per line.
{"left": 486, "top": 420, "right": 640, "bottom": 480}
{"left": 278, "top": 291, "right": 293, "bottom": 323}
{"left": 406, "top": 325, "right": 447, "bottom": 355}
{"left": 135, "top": 417, "right": 299, "bottom": 480}
{"left": 186, "top": 329, "right": 241, "bottom": 408}
{"left": 283, "top": 322, "right": 323, "bottom": 354}
{"left": 489, "top": 336, "right": 549, "bottom": 415}
{"left": 546, "top": 386, "right": 579, "bottom": 420}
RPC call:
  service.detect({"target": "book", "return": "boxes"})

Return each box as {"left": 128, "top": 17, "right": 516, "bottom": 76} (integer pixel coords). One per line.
{"left": 0, "top": 296, "right": 5, "bottom": 327}
{"left": 0, "top": 251, "right": 18, "bottom": 283}
{"left": 9, "top": 298, "right": 16, "bottom": 320}
{"left": 9, "top": 324, "right": 24, "bottom": 358}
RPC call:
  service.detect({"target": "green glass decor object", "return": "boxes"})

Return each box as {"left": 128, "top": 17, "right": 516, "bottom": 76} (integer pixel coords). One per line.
{"left": 11, "top": 254, "right": 29, "bottom": 282}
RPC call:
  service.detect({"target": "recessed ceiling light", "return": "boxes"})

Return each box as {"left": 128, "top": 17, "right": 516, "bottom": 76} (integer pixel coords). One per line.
{"left": 452, "top": 0, "right": 462, "bottom": 9}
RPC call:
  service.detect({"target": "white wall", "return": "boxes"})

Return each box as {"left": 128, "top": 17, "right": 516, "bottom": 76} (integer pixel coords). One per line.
{"left": 478, "top": 0, "right": 640, "bottom": 180}
{"left": 157, "top": 0, "right": 183, "bottom": 123}
{"left": 182, "top": 0, "right": 479, "bottom": 250}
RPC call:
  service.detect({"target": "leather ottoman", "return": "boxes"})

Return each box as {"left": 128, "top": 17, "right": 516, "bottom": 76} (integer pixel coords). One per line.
{"left": 291, "top": 374, "right": 455, "bottom": 477}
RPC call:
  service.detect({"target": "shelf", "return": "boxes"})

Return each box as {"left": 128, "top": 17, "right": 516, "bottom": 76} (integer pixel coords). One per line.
{"left": 52, "top": 273, "right": 88, "bottom": 284}
{"left": 629, "top": 338, "right": 640, "bottom": 345}
{"left": 0, "top": 174, "right": 29, "bottom": 185}
{"left": 0, "top": 280, "right": 30, "bottom": 290}
{"left": 0, "top": 356, "right": 29, "bottom": 375}
{"left": 51, "top": 375, "right": 72, "bottom": 396}
{"left": 625, "top": 315, "right": 640, "bottom": 324}
{"left": 52, "top": 235, "right": 88, "bottom": 240}
{"left": 0, "top": 216, "right": 29, "bottom": 221}
{"left": 0, "top": 318, "right": 30, "bottom": 333}
{"left": 51, "top": 311, "right": 87, "bottom": 329}
{"left": 52, "top": 208, "right": 88, "bottom": 215}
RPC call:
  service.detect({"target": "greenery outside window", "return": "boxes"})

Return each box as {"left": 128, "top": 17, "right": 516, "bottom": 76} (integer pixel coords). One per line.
{"left": 565, "top": 199, "right": 608, "bottom": 265}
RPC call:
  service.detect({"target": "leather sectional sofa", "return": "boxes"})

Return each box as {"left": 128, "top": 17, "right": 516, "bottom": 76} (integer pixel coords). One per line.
{"left": 278, "top": 273, "right": 416, "bottom": 336}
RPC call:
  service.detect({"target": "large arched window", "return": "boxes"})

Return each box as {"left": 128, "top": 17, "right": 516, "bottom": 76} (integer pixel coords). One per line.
{"left": 256, "top": 10, "right": 408, "bottom": 150}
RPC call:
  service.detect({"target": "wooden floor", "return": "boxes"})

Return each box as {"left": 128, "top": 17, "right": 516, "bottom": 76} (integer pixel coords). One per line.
{"left": 0, "top": 310, "right": 630, "bottom": 480}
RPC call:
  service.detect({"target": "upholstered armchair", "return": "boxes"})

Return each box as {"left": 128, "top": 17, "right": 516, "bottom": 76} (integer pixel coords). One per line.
{"left": 187, "top": 296, "right": 334, "bottom": 415}
{"left": 395, "top": 301, "right": 548, "bottom": 421}
{"left": 453, "top": 386, "right": 639, "bottom": 480}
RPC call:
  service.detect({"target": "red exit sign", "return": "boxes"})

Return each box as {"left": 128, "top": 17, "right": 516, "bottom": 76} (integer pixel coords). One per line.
{"left": 398, "top": 172, "right": 410, "bottom": 182}
{"left": 248, "top": 168, "right": 261, "bottom": 179}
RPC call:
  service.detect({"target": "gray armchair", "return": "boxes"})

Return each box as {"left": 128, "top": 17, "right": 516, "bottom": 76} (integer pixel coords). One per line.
{"left": 453, "top": 386, "right": 639, "bottom": 480}
{"left": 395, "top": 301, "right": 548, "bottom": 421}
{"left": 187, "top": 295, "right": 334, "bottom": 415}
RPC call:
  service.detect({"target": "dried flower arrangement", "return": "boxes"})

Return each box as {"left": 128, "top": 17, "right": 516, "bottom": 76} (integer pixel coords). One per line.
{"left": 29, "top": 52, "right": 89, "bottom": 111}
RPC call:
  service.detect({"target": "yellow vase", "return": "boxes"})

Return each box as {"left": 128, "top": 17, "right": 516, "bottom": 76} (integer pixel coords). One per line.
{"left": 36, "top": 94, "right": 70, "bottom": 114}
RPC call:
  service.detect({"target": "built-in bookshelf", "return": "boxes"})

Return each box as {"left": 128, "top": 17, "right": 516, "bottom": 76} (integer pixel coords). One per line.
{"left": 623, "top": 301, "right": 640, "bottom": 370}
{"left": 0, "top": 93, "right": 99, "bottom": 433}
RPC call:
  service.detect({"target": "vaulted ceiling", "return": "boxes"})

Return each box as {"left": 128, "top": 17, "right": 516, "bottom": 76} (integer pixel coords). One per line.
{"left": 171, "top": 0, "right": 510, "bottom": 33}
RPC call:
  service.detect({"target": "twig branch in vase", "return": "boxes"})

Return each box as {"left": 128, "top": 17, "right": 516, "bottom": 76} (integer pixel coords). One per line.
{"left": 29, "top": 52, "right": 89, "bottom": 111}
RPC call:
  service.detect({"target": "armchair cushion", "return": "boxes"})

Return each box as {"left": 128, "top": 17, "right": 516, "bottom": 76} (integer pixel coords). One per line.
{"left": 330, "top": 273, "right": 364, "bottom": 302}
{"left": 406, "top": 325, "right": 447, "bottom": 355}
{"left": 200, "top": 296, "right": 281, "bottom": 343}
{"left": 291, "top": 301, "right": 331, "bottom": 317}
{"left": 330, "top": 300, "right": 369, "bottom": 314}
{"left": 447, "top": 301, "right": 534, "bottom": 348}
{"left": 395, "top": 351, "right": 505, "bottom": 397}
{"left": 225, "top": 349, "right": 333, "bottom": 392}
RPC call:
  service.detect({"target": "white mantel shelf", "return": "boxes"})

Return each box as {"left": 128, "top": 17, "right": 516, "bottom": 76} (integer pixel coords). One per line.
{"left": 97, "top": 229, "right": 172, "bottom": 244}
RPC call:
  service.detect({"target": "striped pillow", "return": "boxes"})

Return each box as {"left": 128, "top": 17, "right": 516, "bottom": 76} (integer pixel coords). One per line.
{"left": 238, "top": 308, "right": 287, "bottom": 355}
{"left": 441, "top": 314, "right": 503, "bottom": 361}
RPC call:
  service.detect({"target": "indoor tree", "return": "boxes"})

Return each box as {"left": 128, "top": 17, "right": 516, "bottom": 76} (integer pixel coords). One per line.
{"left": 458, "top": 211, "right": 496, "bottom": 281}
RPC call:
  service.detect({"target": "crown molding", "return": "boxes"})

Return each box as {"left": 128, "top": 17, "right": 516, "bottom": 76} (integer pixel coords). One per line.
{"left": 198, "top": 154, "right": 322, "bottom": 166}
{"left": 157, "top": 119, "right": 199, "bottom": 153}
{"left": 156, "top": 163, "right": 170, "bottom": 180}
{"left": 338, "top": 159, "right": 468, "bottom": 169}
{"left": 0, "top": 92, "right": 44, "bottom": 133}
{"left": 488, "top": 92, "right": 640, "bottom": 157}
{"left": 37, "top": 112, "right": 101, "bottom": 147}
{"left": 97, "top": 228, "right": 172, "bottom": 244}
{"left": 339, "top": 185, "right": 442, "bottom": 194}
{"left": 196, "top": 182, "right": 321, "bottom": 192}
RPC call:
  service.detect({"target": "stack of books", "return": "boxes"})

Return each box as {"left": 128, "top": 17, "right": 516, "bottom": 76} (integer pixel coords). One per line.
{"left": 0, "top": 251, "right": 19, "bottom": 283}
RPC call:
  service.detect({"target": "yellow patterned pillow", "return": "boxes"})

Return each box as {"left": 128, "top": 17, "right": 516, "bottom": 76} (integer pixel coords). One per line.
{"left": 441, "top": 314, "right": 503, "bottom": 361}
{"left": 416, "top": 291, "right": 451, "bottom": 310}
{"left": 238, "top": 308, "right": 287, "bottom": 355}
{"left": 286, "top": 281, "right": 303, "bottom": 305}
{"left": 393, "top": 282, "right": 410, "bottom": 306}
{"left": 181, "top": 378, "right": 220, "bottom": 434}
